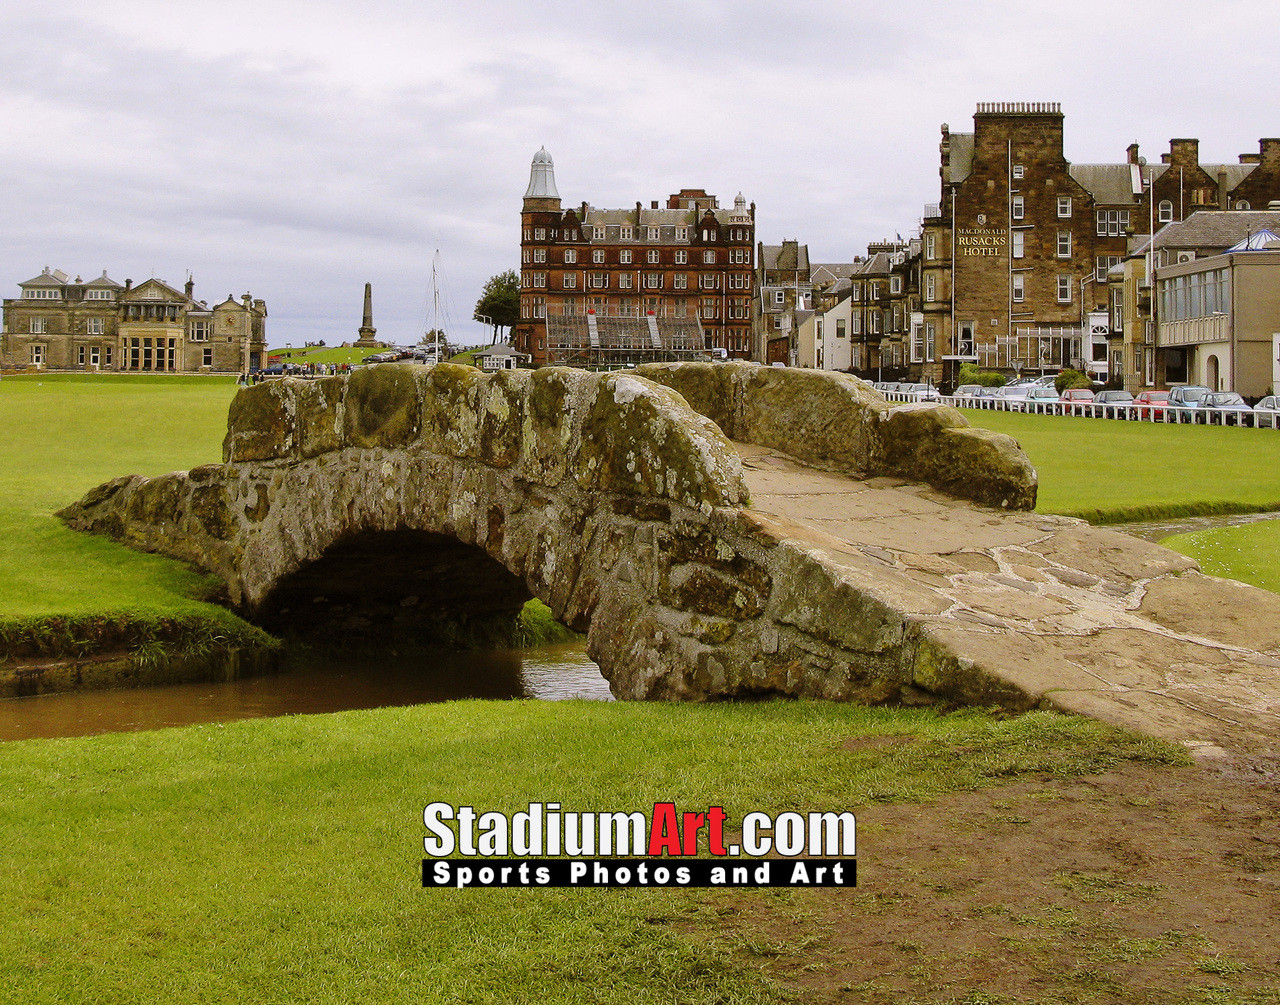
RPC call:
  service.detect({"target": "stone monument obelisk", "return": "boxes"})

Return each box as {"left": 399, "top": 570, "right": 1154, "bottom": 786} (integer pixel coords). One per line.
{"left": 355, "top": 282, "right": 379, "bottom": 347}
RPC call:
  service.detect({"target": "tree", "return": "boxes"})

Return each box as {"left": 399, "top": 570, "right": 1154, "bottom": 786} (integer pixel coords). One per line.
{"left": 1054, "top": 368, "right": 1093, "bottom": 393}
{"left": 474, "top": 270, "right": 520, "bottom": 344}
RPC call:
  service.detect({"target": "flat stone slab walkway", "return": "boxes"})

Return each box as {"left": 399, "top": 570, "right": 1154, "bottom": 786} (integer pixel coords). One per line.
{"left": 738, "top": 442, "right": 1280, "bottom": 759}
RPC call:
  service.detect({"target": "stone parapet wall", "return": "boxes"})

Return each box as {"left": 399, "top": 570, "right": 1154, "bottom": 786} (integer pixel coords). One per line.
{"left": 222, "top": 363, "right": 747, "bottom": 510}
{"left": 635, "top": 362, "right": 1037, "bottom": 510}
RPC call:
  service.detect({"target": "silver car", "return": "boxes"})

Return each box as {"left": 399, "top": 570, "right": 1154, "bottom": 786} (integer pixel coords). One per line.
{"left": 1253, "top": 395, "right": 1280, "bottom": 428}
{"left": 1203, "top": 392, "right": 1254, "bottom": 426}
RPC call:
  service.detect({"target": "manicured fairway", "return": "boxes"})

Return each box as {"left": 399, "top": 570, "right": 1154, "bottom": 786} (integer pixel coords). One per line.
{"left": 966, "top": 410, "right": 1280, "bottom": 522}
{"left": 0, "top": 699, "right": 1181, "bottom": 1005}
{"left": 0, "top": 374, "right": 237, "bottom": 616}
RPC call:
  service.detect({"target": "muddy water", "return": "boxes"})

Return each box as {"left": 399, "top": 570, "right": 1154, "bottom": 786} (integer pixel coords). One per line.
{"left": 0, "top": 640, "right": 609, "bottom": 742}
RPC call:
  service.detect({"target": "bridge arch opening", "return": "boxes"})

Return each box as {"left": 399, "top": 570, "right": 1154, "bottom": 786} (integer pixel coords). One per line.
{"left": 254, "top": 528, "right": 542, "bottom": 650}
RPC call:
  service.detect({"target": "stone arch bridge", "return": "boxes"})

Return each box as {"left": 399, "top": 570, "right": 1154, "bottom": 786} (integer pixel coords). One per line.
{"left": 60, "top": 362, "right": 1280, "bottom": 752}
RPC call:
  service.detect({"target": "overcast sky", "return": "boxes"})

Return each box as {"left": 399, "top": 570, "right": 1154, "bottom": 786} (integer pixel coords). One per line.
{"left": 4, "top": 0, "right": 1279, "bottom": 348}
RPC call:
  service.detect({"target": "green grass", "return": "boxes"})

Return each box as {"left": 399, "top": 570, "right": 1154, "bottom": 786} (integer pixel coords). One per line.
{"left": 0, "top": 374, "right": 238, "bottom": 618}
{"left": 1162, "top": 520, "right": 1280, "bottom": 594}
{"left": 268, "top": 346, "right": 375, "bottom": 366}
{"left": 0, "top": 701, "right": 1185, "bottom": 1004}
{"left": 966, "top": 410, "right": 1280, "bottom": 522}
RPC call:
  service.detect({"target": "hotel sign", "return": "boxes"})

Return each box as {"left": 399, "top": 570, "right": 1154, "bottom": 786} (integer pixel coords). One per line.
{"left": 957, "top": 228, "right": 1006, "bottom": 257}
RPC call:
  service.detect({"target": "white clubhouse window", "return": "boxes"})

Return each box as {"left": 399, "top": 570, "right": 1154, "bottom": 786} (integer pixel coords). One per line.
{"left": 1056, "top": 275, "right": 1072, "bottom": 303}
{"left": 1011, "top": 195, "right": 1025, "bottom": 220}
{"left": 1057, "top": 231, "right": 1072, "bottom": 258}
{"left": 1012, "top": 231, "right": 1025, "bottom": 258}
{"left": 1057, "top": 196, "right": 1072, "bottom": 218}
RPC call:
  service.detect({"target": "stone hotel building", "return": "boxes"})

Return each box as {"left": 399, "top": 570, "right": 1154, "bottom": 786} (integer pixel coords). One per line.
{"left": 904, "top": 103, "right": 1280, "bottom": 389}
{"left": 513, "top": 148, "right": 756, "bottom": 367}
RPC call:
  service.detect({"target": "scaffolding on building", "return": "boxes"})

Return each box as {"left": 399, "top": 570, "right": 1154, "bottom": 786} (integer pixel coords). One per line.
{"left": 976, "top": 327, "right": 1086, "bottom": 373}
{"left": 544, "top": 311, "right": 709, "bottom": 368}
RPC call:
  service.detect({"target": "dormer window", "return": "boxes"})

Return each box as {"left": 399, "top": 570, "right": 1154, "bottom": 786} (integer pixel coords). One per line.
{"left": 85, "top": 289, "right": 114, "bottom": 300}
{"left": 620, "top": 226, "right": 633, "bottom": 241}
{"left": 647, "top": 226, "right": 659, "bottom": 240}
{"left": 676, "top": 227, "right": 689, "bottom": 241}
{"left": 701, "top": 229, "right": 714, "bottom": 241}
{"left": 24, "top": 288, "right": 59, "bottom": 299}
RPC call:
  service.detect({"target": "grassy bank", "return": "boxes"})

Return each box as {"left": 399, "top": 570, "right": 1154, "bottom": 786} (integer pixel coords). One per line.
{"left": 1163, "top": 519, "right": 1280, "bottom": 594}
{"left": 0, "top": 373, "right": 237, "bottom": 616}
{"left": 0, "top": 374, "right": 271, "bottom": 672}
{"left": 0, "top": 699, "right": 1184, "bottom": 1004}
{"left": 970, "top": 410, "right": 1280, "bottom": 523}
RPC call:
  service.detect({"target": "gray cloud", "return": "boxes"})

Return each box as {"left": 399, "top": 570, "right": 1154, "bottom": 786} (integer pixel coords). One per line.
{"left": 4, "top": 1, "right": 1280, "bottom": 347}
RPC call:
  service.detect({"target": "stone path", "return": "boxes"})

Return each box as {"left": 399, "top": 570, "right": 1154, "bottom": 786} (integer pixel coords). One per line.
{"left": 737, "top": 442, "right": 1280, "bottom": 759}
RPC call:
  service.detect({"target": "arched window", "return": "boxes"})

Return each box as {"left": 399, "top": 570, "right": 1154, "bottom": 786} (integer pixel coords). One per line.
{"left": 1236, "top": 200, "right": 1251, "bottom": 210}
{"left": 1158, "top": 200, "right": 1174, "bottom": 223}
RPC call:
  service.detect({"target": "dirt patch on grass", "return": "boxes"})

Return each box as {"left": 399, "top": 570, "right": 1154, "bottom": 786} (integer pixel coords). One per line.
{"left": 689, "top": 758, "right": 1280, "bottom": 1003}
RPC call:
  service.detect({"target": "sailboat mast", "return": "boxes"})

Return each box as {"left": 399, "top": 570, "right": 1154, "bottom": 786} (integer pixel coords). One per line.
{"left": 432, "top": 250, "right": 446, "bottom": 362}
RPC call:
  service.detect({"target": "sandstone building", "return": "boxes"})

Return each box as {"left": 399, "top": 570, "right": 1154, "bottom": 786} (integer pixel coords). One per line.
{"left": 2, "top": 268, "right": 267, "bottom": 373}
{"left": 513, "top": 148, "right": 756, "bottom": 366}
{"left": 881, "top": 103, "right": 1280, "bottom": 389}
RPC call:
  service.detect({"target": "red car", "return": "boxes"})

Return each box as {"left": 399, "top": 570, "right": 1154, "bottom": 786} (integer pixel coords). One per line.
{"left": 1059, "top": 387, "right": 1095, "bottom": 415}
{"left": 1133, "top": 389, "right": 1170, "bottom": 422}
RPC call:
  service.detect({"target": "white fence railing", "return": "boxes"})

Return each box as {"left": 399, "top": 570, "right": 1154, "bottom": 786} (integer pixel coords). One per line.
{"left": 875, "top": 389, "right": 1276, "bottom": 427}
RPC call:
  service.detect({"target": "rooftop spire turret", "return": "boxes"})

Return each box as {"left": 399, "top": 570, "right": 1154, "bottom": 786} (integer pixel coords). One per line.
{"left": 523, "top": 147, "right": 562, "bottom": 211}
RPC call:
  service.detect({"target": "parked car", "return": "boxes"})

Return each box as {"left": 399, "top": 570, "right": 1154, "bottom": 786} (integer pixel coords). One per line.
{"left": 1093, "top": 389, "right": 1135, "bottom": 419}
{"left": 994, "top": 384, "right": 1030, "bottom": 409}
{"left": 1253, "top": 395, "right": 1280, "bottom": 428}
{"left": 951, "top": 384, "right": 984, "bottom": 400}
{"left": 974, "top": 385, "right": 1004, "bottom": 408}
{"left": 901, "top": 382, "right": 942, "bottom": 401}
{"left": 1202, "top": 391, "right": 1254, "bottom": 426}
{"left": 1059, "top": 387, "right": 1095, "bottom": 415}
{"left": 1133, "top": 389, "right": 1171, "bottom": 422}
{"left": 1022, "top": 387, "right": 1061, "bottom": 412}
{"left": 1167, "top": 384, "right": 1212, "bottom": 422}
